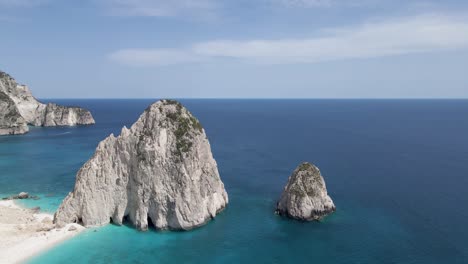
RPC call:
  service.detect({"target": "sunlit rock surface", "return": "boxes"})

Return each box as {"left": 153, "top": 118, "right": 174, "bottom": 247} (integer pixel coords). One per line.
{"left": 54, "top": 100, "right": 228, "bottom": 231}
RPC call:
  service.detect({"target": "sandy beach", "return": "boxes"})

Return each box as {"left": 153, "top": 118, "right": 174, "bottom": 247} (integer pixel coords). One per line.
{"left": 0, "top": 200, "right": 85, "bottom": 264}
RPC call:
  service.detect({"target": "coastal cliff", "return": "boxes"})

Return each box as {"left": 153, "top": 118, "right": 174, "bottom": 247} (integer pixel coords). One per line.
{"left": 54, "top": 100, "right": 228, "bottom": 231}
{"left": 0, "top": 71, "right": 95, "bottom": 135}
{"left": 276, "top": 162, "right": 335, "bottom": 221}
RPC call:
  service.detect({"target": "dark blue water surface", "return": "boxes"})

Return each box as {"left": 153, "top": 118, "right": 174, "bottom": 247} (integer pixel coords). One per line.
{"left": 1, "top": 99, "right": 467, "bottom": 264}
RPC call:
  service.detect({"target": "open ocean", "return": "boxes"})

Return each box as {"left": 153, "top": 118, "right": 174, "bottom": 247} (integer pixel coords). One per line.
{"left": 0, "top": 99, "right": 467, "bottom": 264}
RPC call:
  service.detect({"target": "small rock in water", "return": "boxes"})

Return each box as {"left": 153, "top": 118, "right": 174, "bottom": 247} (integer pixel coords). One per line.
{"left": 276, "top": 162, "right": 336, "bottom": 221}
{"left": 18, "top": 192, "right": 29, "bottom": 199}
{"left": 2, "top": 192, "right": 40, "bottom": 200}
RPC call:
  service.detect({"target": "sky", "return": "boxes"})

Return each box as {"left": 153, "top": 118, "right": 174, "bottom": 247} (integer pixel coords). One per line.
{"left": 1, "top": 0, "right": 468, "bottom": 98}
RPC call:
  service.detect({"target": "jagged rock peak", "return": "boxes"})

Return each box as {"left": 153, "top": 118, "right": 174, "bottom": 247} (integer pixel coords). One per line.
{"left": 0, "top": 70, "right": 95, "bottom": 135}
{"left": 54, "top": 99, "right": 228, "bottom": 231}
{"left": 276, "top": 162, "right": 335, "bottom": 221}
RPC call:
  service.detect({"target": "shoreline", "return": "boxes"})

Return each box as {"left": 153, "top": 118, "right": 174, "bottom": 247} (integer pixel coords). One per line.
{"left": 0, "top": 200, "right": 85, "bottom": 264}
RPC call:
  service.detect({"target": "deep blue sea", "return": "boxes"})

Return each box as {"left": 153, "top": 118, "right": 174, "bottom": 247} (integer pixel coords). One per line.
{"left": 1, "top": 99, "right": 467, "bottom": 264}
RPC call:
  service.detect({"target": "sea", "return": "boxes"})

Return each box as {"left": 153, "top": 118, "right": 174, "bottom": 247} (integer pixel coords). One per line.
{"left": 0, "top": 99, "right": 467, "bottom": 264}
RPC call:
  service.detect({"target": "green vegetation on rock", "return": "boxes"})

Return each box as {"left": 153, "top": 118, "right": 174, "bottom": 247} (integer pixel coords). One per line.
{"left": 162, "top": 100, "right": 203, "bottom": 156}
{"left": 297, "top": 162, "right": 314, "bottom": 172}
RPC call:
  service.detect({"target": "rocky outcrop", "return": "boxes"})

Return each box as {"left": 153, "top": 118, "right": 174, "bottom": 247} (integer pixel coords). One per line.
{"left": 2, "top": 192, "right": 40, "bottom": 200}
{"left": 54, "top": 100, "right": 228, "bottom": 231}
{"left": 0, "top": 70, "right": 95, "bottom": 135}
{"left": 276, "top": 162, "right": 335, "bottom": 221}
{"left": 41, "top": 103, "right": 95, "bottom": 127}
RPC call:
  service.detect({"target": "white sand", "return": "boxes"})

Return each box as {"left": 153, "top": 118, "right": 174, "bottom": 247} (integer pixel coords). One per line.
{"left": 0, "top": 200, "right": 85, "bottom": 264}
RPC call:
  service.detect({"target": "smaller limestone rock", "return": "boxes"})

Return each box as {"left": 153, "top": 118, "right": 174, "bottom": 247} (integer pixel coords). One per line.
{"left": 68, "top": 225, "right": 77, "bottom": 232}
{"left": 276, "top": 162, "right": 335, "bottom": 221}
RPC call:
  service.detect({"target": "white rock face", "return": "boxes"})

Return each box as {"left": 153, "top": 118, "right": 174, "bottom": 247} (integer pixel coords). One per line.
{"left": 0, "top": 91, "right": 28, "bottom": 135}
{"left": 276, "top": 162, "right": 335, "bottom": 221}
{"left": 0, "top": 71, "right": 95, "bottom": 135}
{"left": 54, "top": 100, "right": 228, "bottom": 231}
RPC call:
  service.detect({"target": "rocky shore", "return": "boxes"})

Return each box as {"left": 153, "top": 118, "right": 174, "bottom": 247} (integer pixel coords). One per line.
{"left": 0, "top": 200, "right": 84, "bottom": 264}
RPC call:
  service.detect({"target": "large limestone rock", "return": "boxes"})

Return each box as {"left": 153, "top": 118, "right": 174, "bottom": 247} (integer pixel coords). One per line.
{"left": 0, "top": 70, "right": 95, "bottom": 135}
{"left": 54, "top": 100, "right": 228, "bottom": 231}
{"left": 276, "top": 162, "right": 335, "bottom": 221}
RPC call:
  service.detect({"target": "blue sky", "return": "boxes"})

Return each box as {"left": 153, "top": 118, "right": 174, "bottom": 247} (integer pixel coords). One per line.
{"left": 1, "top": 0, "right": 468, "bottom": 98}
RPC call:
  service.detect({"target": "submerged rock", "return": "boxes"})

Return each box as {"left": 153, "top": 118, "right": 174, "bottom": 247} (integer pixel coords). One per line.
{"left": 276, "top": 162, "right": 335, "bottom": 221}
{"left": 54, "top": 100, "right": 228, "bottom": 231}
{"left": 0, "top": 70, "right": 95, "bottom": 135}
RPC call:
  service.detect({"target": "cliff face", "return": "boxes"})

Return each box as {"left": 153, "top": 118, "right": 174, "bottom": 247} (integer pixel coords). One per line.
{"left": 54, "top": 100, "right": 228, "bottom": 231}
{"left": 276, "top": 162, "right": 335, "bottom": 221}
{"left": 0, "top": 91, "right": 28, "bottom": 135}
{"left": 0, "top": 71, "right": 95, "bottom": 135}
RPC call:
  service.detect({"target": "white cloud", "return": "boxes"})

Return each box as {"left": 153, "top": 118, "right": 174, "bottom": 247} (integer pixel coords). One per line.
{"left": 109, "top": 14, "right": 468, "bottom": 66}
{"left": 100, "top": 0, "right": 217, "bottom": 17}
{"left": 109, "top": 49, "right": 204, "bottom": 66}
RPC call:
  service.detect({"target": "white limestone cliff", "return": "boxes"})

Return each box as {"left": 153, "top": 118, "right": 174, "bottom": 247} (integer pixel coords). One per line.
{"left": 54, "top": 100, "right": 228, "bottom": 231}
{"left": 0, "top": 91, "right": 28, "bottom": 135}
{"left": 0, "top": 71, "right": 95, "bottom": 135}
{"left": 276, "top": 162, "right": 335, "bottom": 221}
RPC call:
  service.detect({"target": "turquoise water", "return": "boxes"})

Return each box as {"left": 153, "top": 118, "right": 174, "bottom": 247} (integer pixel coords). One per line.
{"left": 1, "top": 99, "right": 467, "bottom": 264}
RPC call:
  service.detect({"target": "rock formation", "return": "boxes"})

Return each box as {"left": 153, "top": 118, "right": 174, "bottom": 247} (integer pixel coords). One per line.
{"left": 276, "top": 162, "right": 335, "bottom": 221}
{"left": 0, "top": 70, "right": 95, "bottom": 135}
{"left": 54, "top": 100, "right": 228, "bottom": 231}
{"left": 1, "top": 192, "right": 37, "bottom": 200}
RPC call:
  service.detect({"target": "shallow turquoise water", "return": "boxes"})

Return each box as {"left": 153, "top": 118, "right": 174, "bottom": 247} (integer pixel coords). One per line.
{"left": 0, "top": 99, "right": 467, "bottom": 264}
